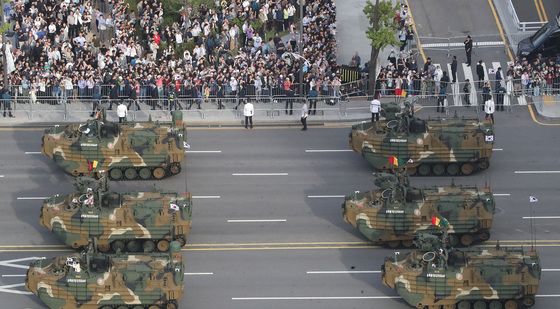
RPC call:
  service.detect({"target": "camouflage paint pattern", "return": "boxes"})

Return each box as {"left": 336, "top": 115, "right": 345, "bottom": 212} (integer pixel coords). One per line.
{"left": 343, "top": 171, "right": 495, "bottom": 247}
{"left": 40, "top": 179, "right": 192, "bottom": 252}
{"left": 381, "top": 235, "right": 541, "bottom": 309}
{"left": 26, "top": 242, "right": 184, "bottom": 309}
{"left": 349, "top": 102, "right": 494, "bottom": 176}
{"left": 42, "top": 111, "right": 187, "bottom": 180}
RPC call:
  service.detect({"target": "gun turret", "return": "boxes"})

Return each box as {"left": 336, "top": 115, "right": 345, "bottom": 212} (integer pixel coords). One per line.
{"left": 73, "top": 173, "right": 109, "bottom": 194}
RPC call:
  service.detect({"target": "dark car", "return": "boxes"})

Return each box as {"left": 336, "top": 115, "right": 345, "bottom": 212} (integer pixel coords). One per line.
{"left": 517, "top": 12, "right": 560, "bottom": 60}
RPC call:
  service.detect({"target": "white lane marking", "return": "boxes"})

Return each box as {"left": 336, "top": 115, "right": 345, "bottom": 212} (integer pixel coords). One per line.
{"left": 0, "top": 257, "right": 45, "bottom": 270}
{"left": 493, "top": 148, "right": 503, "bottom": 151}
{"left": 421, "top": 42, "right": 504, "bottom": 48}
{"left": 305, "top": 149, "right": 353, "bottom": 153}
{"left": 543, "top": 269, "right": 560, "bottom": 272}
{"left": 184, "top": 272, "right": 214, "bottom": 275}
{"left": 310, "top": 194, "right": 509, "bottom": 198}
{"left": 232, "top": 173, "right": 288, "bottom": 176}
{"left": 17, "top": 197, "right": 48, "bottom": 200}
{"left": 1, "top": 274, "right": 25, "bottom": 277}
{"left": 24, "top": 152, "right": 42, "bottom": 155}
{"left": 515, "top": 171, "right": 560, "bottom": 174}
{"left": 0, "top": 175, "right": 4, "bottom": 178}
{"left": 0, "top": 283, "right": 32, "bottom": 295}
{"left": 233, "top": 294, "right": 560, "bottom": 301}
{"left": 492, "top": 62, "right": 501, "bottom": 73}
{"left": 482, "top": 62, "right": 489, "bottom": 81}
{"left": 185, "top": 150, "right": 222, "bottom": 153}
{"left": 227, "top": 219, "right": 287, "bottom": 223}
{"left": 192, "top": 196, "right": 221, "bottom": 199}
{"left": 518, "top": 95, "right": 528, "bottom": 105}
{"left": 523, "top": 216, "right": 560, "bottom": 219}
{"left": 306, "top": 270, "right": 381, "bottom": 274}
{"left": 232, "top": 296, "right": 401, "bottom": 300}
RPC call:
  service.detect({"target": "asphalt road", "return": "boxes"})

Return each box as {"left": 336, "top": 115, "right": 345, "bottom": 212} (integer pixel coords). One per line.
{"left": 512, "top": 0, "right": 559, "bottom": 23}
{"left": 0, "top": 107, "right": 559, "bottom": 308}
{"left": 408, "top": 0, "right": 510, "bottom": 69}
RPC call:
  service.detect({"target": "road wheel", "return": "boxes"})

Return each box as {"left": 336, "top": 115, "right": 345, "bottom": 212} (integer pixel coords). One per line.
{"left": 109, "top": 168, "right": 123, "bottom": 180}
{"left": 461, "top": 163, "right": 475, "bottom": 175}
{"left": 448, "top": 234, "right": 459, "bottom": 247}
{"left": 488, "top": 300, "right": 502, "bottom": 309}
{"left": 143, "top": 240, "right": 155, "bottom": 253}
{"left": 478, "top": 230, "right": 490, "bottom": 242}
{"left": 157, "top": 239, "right": 170, "bottom": 252}
{"left": 124, "top": 167, "right": 138, "bottom": 180}
{"left": 126, "top": 240, "right": 141, "bottom": 252}
{"left": 166, "top": 302, "right": 178, "bottom": 309}
{"left": 406, "top": 166, "right": 417, "bottom": 176}
{"left": 522, "top": 295, "right": 535, "bottom": 307}
{"left": 446, "top": 163, "right": 460, "bottom": 176}
{"left": 401, "top": 239, "right": 414, "bottom": 248}
{"left": 460, "top": 234, "right": 474, "bottom": 247}
{"left": 139, "top": 167, "right": 152, "bottom": 180}
{"left": 386, "top": 241, "right": 400, "bottom": 249}
{"left": 504, "top": 300, "right": 518, "bottom": 309}
{"left": 132, "top": 306, "right": 144, "bottom": 309}
{"left": 169, "top": 163, "right": 181, "bottom": 175}
{"left": 116, "top": 306, "right": 128, "bottom": 309}
{"left": 473, "top": 300, "right": 487, "bottom": 309}
{"left": 148, "top": 306, "right": 161, "bottom": 309}
{"left": 111, "top": 240, "right": 125, "bottom": 253}
{"left": 458, "top": 300, "right": 471, "bottom": 309}
{"left": 478, "top": 158, "right": 490, "bottom": 170}
{"left": 153, "top": 167, "right": 166, "bottom": 180}
{"left": 418, "top": 164, "right": 431, "bottom": 176}
{"left": 100, "top": 306, "right": 112, "bottom": 309}
{"left": 432, "top": 163, "right": 445, "bottom": 176}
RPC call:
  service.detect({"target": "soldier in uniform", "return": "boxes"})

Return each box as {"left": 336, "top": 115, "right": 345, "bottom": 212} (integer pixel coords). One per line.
{"left": 84, "top": 188, "right": 95, "bottom": 207}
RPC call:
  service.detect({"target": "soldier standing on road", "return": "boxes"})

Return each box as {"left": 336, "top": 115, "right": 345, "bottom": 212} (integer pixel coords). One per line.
{"left": 2, "top": 87, "right": 14, "bottom": 118}
{"left": 476, "top": 60, "right": 485, "bottom": 89}
{"left": 451, "top": 56, "right": 458, "bottom": 83}
{"left": 464, "top": 35, "right": 473, "bottom": 66}
{"left": 300, "top": 101, "right": 308, "bottom": 131}
{"left": 437, "top": 72, "right": 450, "bottom": 113}
{"left": 243, "top": 101, "right": 254, "bottom": 129}
{"left": 370, "top": 97, "right": 381, "bottom": 123}
{"left": 484, "top": 98, "right": 495, "bottom": 124}
{"left": 496, "top": 85, "right": 506, "bottom": 112}
{"left": 463, "top": 80, "right": 471, "bottom": 106}
{"left": 117, "top": 101, "right": 127, "bottom": 123}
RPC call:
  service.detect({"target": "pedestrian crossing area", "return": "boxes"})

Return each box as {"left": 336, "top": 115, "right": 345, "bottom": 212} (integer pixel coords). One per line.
{"left": 430, "top": 59, "right": 528, "bottom": 107}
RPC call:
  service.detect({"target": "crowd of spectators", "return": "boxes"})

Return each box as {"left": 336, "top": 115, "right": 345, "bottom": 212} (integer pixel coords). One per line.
{"left": 2, "top": 0, "right": 339, "bottom": 109}
{"left": 505, "top": 54, "right": 560, "bottom": 97}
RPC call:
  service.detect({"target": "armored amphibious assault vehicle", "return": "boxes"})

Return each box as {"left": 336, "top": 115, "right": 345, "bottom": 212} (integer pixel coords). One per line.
{"left": 343, "top": 169, "right": 495, "bottom": 247}
{"left": 382, "top": 233, "right": 541, "bottom": 309}
{"left": 26, "top": 241, "right": 184, "bottom": 309}
{"left": 40, "top": 175, "right": 192, "bottom": 253}
{"left": 349, "top": 101, "right": 494, "bottom": 176}
{"left": 42, "top": 110, "right": 187, "bottom": 180}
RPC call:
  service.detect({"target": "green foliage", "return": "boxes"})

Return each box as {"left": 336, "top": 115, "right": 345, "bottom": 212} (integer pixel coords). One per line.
{"left": 363, "top": 0, "right": 400, "bottom": 49}
{"left": 162, "top": 0, "right": 184, "bottom": 26}
{"left": 0, "top": 23, "right": 11, "bottom": 35}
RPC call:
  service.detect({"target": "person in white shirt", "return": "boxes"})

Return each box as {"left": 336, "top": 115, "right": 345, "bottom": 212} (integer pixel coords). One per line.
{"left": 300, "top": 101, "right": 308, "bottom": 131}
{"left": 484, "top": 99, "right": 495, "bottom": 124}
{"left": 370, "top": 98, "right": 381, "bottom": 122}
{"left": 117, "top": 101, "right": 128, "bottom": 123}
{"left": 243, "top": 102, "right": 254, "bottom": 129}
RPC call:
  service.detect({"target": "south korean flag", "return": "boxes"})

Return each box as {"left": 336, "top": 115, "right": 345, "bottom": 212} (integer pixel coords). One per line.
{"left": 170, "top": 203, "right": 180, "bottom": 211}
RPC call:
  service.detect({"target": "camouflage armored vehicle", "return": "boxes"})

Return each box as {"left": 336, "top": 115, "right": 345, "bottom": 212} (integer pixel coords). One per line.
{"left": 343, "top": 169, "right": 495, "bottom": 247}
{"left": 42, "top": 110, "right": 187, "bottom": 180}
{"left": 26, "top": 241, "right": 184, "bottom": 309}
{"left": 349, "top": 101, "right": 494, "bottom": 176}
{"left": 40, "top": 175, "right": 192, "bottom": 253}
{"left": 382, "top": 233, "right": 541, "bottom": 309}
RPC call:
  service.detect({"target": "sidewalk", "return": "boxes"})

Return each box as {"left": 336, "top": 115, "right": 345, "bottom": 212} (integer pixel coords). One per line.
{"left": 532, "top": 96, "right": 560, "bottom": 118}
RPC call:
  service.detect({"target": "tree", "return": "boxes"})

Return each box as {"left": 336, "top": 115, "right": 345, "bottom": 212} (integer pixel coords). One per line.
{"left": 364, "top": 0, "right": 399, "bottom": 96}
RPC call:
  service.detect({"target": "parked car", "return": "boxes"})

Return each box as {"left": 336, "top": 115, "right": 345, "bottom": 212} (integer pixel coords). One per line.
{"left": 517, "top": 12, "right": 560, "bottom": 60}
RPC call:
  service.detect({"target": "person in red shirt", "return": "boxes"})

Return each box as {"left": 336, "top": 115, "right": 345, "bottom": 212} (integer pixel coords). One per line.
{"left": 153, "top": 31, "right": 161, "bottom": 46}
